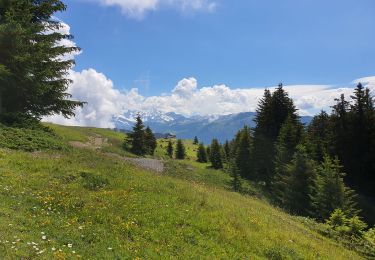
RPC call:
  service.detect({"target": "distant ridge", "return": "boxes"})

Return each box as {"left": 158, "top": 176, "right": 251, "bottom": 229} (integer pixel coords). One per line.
{"left": 113, "top": 111, "right": 313, "bottom": 143}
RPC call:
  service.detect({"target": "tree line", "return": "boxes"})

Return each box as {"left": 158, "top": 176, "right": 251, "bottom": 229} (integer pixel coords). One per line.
{"left": 194, "top": 84, "right": 374, "bottom": 224}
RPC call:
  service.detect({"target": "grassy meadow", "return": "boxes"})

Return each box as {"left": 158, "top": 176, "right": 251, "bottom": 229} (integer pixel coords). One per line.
{"left": 0, "top": 124, "right": 364, "bottom": 259}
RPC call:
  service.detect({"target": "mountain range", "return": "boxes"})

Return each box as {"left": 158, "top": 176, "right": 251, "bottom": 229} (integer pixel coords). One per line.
{"left": 113, "top": 111, "right": 313, "bottom": 144}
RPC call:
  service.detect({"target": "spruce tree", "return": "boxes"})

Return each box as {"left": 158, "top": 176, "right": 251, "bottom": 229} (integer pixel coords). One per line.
{"left": 306, "top": 111, "right": 332, "bottom": 162}
{"left": 253, "top": 85, "right": 299, "bottom": 184}
{"left": 196, "top": 143, "right": 208, "bottom": 163}
{"left": 128, "top": 115, "right": 145, "bottom": 156}
{"left": 228, "top": 159, "right": 241, "bottom": 192}
{"left": 144, "top": 126, "right": 157, "bottom": 155}
{"left": 210, "top": 139, "right": 223, "bottom": 169}
{"left": 175, "top": 139, "right": 186, "bottom": 160}
{"left": 224, "top": 140, "right": 231, "bottom": 160}
{"left": 283, "top": 145, "right": 316, "bottom": 216}
{"left": 312, "top": 156, "right": 359, "bottom": 220}
{"left": 0, "top": 0, "right": 84, "bottom": 120}
{"left": 206, "top": 146, "right": 211, "bottom": 162}
{"left": 272, "top": 116, "right": 303, "bottom": 203}
{"left": 234, "top": 126, "right": 253, "bottom": 179}
{"left": 193, "top": 136, "right": 199, "bottom": 145}
{"left": 166, "top": 140, "right": 174, "bottom": 158}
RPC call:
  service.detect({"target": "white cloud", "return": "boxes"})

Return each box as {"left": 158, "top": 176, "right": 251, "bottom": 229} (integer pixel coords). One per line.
{"left": 44, "top": 67, "right": 375, "bottom": 128}
{"left": 93, "top": 0, "right": 217, "bottom": 18}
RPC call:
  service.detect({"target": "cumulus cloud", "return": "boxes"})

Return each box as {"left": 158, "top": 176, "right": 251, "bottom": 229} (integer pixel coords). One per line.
{"left": 44, "top": 67, "right": 375, "bottom": 128}
{"left": 93, "top": 0, "right": 217, "bottom": 18}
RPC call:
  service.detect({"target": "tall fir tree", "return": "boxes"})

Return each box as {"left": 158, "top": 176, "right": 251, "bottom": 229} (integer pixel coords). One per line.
{"left": 306, "top": 111, "right": 332, "bottom": 162}
{"left": 0, "top": 0, "right": 84, "bottom": 120}
{"left": 234, "top": 126, "right": 253, "bottom": 179}
{"left": 128, "top": 115, "right": 146, "bottom": 156}
{"left": 175, "top": 139, "right": 186, "bottom": 160}
{"left": 283, "top": 145, "right": 316, "bottom": 216}
{"left": 224, "top": 140, "right": 231, "bottom": 161}
{"left": 193, "top": 136, "right": 199, "bottom": 145}
{"left": 253, "top": 85, "right": 299, "bottom": 184}
{"left": 210, "top": 139, "right": 223, "bottom": 169}
{"left": 196, "top": 143, "right": 208, "bottom": 163}
{"left": 312, "top": 156, "right": 359, "bottom": 220}
{"left": 228, "top": 158, "right": 241, "bottom": 192}
{"left": 272, "top": 115, "right": 303, "bottom": 202}
{"left": 166, "top": 140, "right": 174, "bottom": 158}
{"left": 144, "top": 126, "right": 157, "bottom": 155}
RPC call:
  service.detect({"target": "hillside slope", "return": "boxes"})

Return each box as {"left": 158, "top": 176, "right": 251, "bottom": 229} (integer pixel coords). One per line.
{"left": 0, "top": 124, "right": 362, "bottom": 259}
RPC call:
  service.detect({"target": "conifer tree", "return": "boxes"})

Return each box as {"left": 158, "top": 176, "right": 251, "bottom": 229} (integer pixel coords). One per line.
{"left": 206, "top": 146, "right": 211, "bottom": 161}
{"left": 128, "top": 115, "right": 145, "bottom": 155}
{"left": 306, "top": 111, "right": 332, "bottom": 162}
{"left": 175, "top": 139, "right": 186, "bottom": 160}
{"left": 166, "top": 140, "right": 174, "bottom": 158}
{"left": 193, "top": 136, "right": 199, "bottom": 145}
{"left": 224, "top": 140, "right": 231, "bottom": 160}
{"left": 312, "top": 156, "right": 359, "bottom": 220}
{"left": 253, "top": 85, "right": 299, "bottom": 184}
{"left": 234, "top": 126, "right": 253, "bottom": 179}
{"left": 144, "top": 126, "right": 157, "bottom": 155}
{"left": 210, "top": 139, "right": 223, "bottom": 169}
{"left": 283, "top": 145, "right": 316, "bottom": 216}
{"left": 228, "top": 159, "right": 241, "bottom": 192}
{"left": 0, "top": 0, "right": 84, "bottom": 120}
{"left": 272, "top": 116, "right": 303, "bottom": 202}
{"left": 196, "top": 143, "right": 208, "bottom": 163}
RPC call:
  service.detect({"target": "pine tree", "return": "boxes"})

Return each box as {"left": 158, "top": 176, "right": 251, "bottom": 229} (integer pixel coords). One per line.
{"left": 234, "top": 126, "right": 253, "bottom": 179}
{"left": 144, "top": 126, "right": 157, "bottom": 155}
{"left": 306, "top": 111, "right": 332, "bottom": 162}
{"left": 193, "top": 136, "right": 199, "bottom": 145}
{"left": 224, "top": 140, "right": 231, "bottom": 160}
{"left": 128, "top": 115, "right": 145, "bottom": 156}
{"left": 253, "top": 85, "right": 299, "bottom": 184}
{"left": 210, "top": 139, "right": 223, "bottom": 169}
{"left": 206, "top": 146, "right": 211, "bottom": 162}
{"left": 228, "top": 159, "right": 241, "bottom": 192}
{"left": 175, "top": 139, "right": 186, "bottom": 160}
{"left": 312, "top": 156, "right": 359, "bottom": 220}
{"left": 166, "top": 140, "right": 174, "bottom": 158}
{"left": 196, "top": 143, "right": 208, "bottom": 163}
{"left": 0, "top": 0, "right": 84, "bottom": 120}
{"left": 272, "top": 116, "right": 303, "bottom": 203}
{"left": 283, "top": 145, "right": 316, "bottom": 216}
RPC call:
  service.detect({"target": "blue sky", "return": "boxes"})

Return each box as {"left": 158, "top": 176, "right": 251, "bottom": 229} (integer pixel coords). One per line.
{"left": 47, "top": 0, "right": 375, "bottom": 127}
{"left": 58, "top": 0, "right": 375, "bottom": 96}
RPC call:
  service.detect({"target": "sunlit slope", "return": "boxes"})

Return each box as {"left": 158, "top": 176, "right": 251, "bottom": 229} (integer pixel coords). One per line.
{"left": 0, "top": 125, "right": 361, "bottom": 259}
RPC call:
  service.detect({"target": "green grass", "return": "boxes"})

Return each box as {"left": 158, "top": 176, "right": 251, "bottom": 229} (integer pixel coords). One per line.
{"left": 0, "top": 124, "right": 363, "bottom": 259}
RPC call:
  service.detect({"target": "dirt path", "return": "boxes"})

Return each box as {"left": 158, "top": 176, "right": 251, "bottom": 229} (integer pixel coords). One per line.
{"left": 105, "top": 153, "right": 164, "bottom": 173}
{"left": 69, "top": 135, "right": 108, "bottom": 150}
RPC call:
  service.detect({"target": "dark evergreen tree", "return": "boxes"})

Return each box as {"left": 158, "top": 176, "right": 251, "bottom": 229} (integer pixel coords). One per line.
{"left": 210, "top": 139, "right": 223, "bottom": 169}
{"left": 312, "top": 156, "right": 359, "bottom": 220}
{"left": 193, "top": 136, "right": 199, "bottom": 145}
{"left": 228, "top": 159, "right": 241, "bottom": 192}
{"left": 175, "top": 139, "right": 186, "bottom": 160}
{"left": 196, "top": 143, "right": 208, "bottom": 163}
{"left": 224, "top": 140, "right": 231, "bottom": 160}
{"left": 166, "top": 140, "right": 174, "bottom": 158}
{"left": 128, "top": 115, "right": 146, "bottom": 156}
{"left": 206, "top": 146, "right": 211, "bottom": 162}
{"left": 306, "top": 111, "right": 332, "bottom": 162}
{"left": 0, "top": 0, "right": 84, "bottom": 119}
{"left": 234, "top": 126, "right": 253, "bottom": 179}
{"left": 283, "top": 145, "right": 316, "bottom": 216}
{"left": 144, "top": 126, "right": 157, "bottom": 155}
{"left": 252, "top": 85, "right": 299, "bottom": 184}
{"left": 272, "top": 116, "right": 303, "bottom": 202}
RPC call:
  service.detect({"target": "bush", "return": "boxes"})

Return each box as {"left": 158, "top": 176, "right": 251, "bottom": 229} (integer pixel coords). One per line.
{"left": 0, "top": 126, "right": 65, "bottom": 151}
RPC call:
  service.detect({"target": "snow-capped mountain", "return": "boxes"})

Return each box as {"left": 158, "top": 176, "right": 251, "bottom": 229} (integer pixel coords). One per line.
{"left": 113, "top": 110, "right": 312, "bottom": 144}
